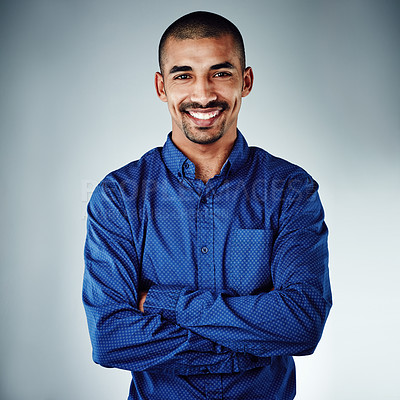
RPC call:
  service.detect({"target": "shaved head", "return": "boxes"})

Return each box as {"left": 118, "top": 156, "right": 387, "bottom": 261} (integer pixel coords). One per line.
{"left": 158, "top": 11, "right": 246, "bottom": 75}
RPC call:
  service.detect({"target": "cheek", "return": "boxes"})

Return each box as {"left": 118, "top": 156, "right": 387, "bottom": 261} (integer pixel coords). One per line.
{"left": 167, "top": 92, "right": 186, "bottom": 111}
{"left": 228, "top": 91, "right": 243, "bottom": 110}
{"left": 168, "top": 102, "right": 178, "bottom": 117}
{"left": 220, "top": 85, "right": 242, "bottom": 102}
{"left": 167, "top": 99, "right": 184, "bottom": 122}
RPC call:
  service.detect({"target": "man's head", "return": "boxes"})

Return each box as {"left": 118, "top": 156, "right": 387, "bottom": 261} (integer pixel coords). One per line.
{"left": 159, "top": 11, "right": 246, "bottom": 75}
{"left": 155, "top": 12, "right": 253, "bottom": 147}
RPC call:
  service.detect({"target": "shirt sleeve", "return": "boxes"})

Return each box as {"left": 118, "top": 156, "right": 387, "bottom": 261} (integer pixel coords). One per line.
{"left": 144, "top": 173, "right": 332, "bottom": 358}
{"left": 82, "top": 179, "right": 269, "bottom": 374}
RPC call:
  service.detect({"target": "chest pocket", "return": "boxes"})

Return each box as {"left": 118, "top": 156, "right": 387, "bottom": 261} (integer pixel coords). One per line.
{"left": 225, "top": 229, "right": 273, "bottom": 295}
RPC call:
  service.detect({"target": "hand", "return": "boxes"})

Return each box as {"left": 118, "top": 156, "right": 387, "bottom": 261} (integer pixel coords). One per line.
{"left": 138, "top": 291, "right": 148, "bottom": 313}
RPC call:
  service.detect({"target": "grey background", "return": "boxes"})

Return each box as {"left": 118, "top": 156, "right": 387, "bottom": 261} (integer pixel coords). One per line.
{"left": 1, "top": 0, "right": 399, "bottom": 399}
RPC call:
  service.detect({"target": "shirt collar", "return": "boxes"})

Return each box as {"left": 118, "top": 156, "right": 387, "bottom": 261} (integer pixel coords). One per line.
{"left": 226, "top": 129, "right": 250, "bottom": 175}
{"left": 161, "top": 129, "right": 250, "bottom": 181}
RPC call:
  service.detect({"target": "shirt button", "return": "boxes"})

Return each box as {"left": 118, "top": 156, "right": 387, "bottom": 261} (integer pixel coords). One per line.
{"left": 184, "top": 163, "right": 189, "bottom": 169}
{"left": 201, "top": 246, "right": 208, "bottom": 254}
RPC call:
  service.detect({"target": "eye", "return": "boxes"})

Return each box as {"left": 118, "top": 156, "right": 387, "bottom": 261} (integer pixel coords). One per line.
{"left": 174, "top": 74, "right": 191, "bottom": 80}
{"left": 214, "top": 71, "right": 232, "bottom": 78}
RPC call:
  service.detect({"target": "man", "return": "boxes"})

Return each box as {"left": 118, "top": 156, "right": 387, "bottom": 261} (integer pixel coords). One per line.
{"left": 83, "top": 11, "right": 332, "bottom": 400}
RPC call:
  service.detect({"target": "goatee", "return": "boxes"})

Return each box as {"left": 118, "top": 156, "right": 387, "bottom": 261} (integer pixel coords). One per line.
{"left": 179, "top": 100, "right": 229, "bottom": 145}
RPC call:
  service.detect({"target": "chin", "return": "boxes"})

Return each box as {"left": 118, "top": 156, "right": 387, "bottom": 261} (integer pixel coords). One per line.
{"left": 182, "top": 121, "right": 226, "bottom": 145}
{"left": 184, "top": 129, "right": 225, "bottom": 145}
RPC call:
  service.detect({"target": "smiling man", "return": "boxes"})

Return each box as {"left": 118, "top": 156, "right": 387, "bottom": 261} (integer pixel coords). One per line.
{"left": 83, "top": 11, "right": 332, "bottom": 400}
{"left": 155, "top": 26, "right": 253, "bottom": 184}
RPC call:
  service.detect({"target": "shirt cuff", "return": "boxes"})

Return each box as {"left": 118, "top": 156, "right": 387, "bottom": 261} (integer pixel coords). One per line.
{"left": 143, "top": 285, "right": 184, "bottom": 324}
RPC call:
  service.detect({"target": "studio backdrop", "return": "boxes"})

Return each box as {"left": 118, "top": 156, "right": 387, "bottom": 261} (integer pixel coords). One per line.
{"left": 0, "top": 1, "right": 399, "bottom": 399}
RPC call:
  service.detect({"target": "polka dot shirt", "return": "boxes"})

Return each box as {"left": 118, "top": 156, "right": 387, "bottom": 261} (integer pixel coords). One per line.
{"left": 83, "top": 131, "right": 332, "bottom": 399}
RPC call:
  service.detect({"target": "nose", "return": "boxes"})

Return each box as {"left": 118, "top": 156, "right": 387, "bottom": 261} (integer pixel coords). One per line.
{"left": 190, "top": 76, "right": 217, "bottom": 106}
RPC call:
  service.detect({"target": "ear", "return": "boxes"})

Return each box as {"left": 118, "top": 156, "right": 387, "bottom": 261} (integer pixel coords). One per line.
{"left": 241, "top": 67, "right": 254, "bottom": 98}
{"left": 155, "top": 72, "right": 167, "bottom": 102}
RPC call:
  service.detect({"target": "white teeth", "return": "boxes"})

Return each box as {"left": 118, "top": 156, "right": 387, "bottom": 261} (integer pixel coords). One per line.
{"left": 188, "top": 111, "right": 219, "bottom": 120}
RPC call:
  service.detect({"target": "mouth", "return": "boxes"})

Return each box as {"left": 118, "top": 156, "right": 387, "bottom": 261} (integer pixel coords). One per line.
{"left": 185, "top": 108, "right": 223, "bottom": 127}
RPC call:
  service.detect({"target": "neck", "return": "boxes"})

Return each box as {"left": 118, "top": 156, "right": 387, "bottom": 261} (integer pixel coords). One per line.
{"left": 172, "top": 129, "right": 237, "bottom": 183}
{"left": 192, "top": 144, "right": 233, "bottom": 183}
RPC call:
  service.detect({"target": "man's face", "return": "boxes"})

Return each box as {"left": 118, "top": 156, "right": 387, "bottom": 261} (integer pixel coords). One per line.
{"left": 155, "top": 35, "right": 253, "bottom": 146}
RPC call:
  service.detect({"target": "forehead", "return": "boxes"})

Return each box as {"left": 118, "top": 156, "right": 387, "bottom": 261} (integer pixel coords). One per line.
{"left": 162, "top": 35, "right": 240, "bottom": 69}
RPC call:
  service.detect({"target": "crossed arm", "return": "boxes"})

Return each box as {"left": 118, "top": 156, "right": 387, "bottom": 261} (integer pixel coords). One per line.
{"left": 83, "top": 180, "right": 271, "bottom": 374}
{"left": 83, "top": 176, "right": 331, "bottom": 373}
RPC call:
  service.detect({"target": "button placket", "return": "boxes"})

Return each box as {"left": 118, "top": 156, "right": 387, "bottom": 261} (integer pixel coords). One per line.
{"left": 197, "top": 194, "right": 214, "bottom": 290}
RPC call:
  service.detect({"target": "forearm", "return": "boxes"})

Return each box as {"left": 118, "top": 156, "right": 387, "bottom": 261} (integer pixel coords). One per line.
{"left": 144, "top": 281, "right": 330, "bottom": 358}
{"left": 83, "top": 274, "right": 270, "bottom": 374}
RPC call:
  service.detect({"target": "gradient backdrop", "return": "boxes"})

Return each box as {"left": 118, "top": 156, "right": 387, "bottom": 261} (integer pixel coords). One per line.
{"left": 1, "top": 1, "right": 399, "bottom": 399}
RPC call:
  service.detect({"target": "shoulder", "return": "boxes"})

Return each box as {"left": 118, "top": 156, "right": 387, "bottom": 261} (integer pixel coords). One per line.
{"left": 247, "top": 146, "right": 319, "bottom": 209}
{"left": 99, "top": 146, "right": 162, "bottom": 189}
{"left": 91, "top": 146, "right": 163, "bottom": 203}
{"left": 107, "top": 146, "right": 162, "bottom": 183}
{"left": 249, "top": 146, "right": 312, "bottom": 182}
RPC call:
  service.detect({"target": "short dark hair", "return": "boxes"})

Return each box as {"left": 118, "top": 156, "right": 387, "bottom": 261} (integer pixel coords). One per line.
{"left": 158, "top": 11, "right": 246, "bottom": 74}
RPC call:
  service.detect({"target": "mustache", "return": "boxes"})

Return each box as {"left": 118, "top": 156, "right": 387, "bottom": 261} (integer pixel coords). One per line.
{"left": 179, "top": 100, "right": 229, "bottom": 112}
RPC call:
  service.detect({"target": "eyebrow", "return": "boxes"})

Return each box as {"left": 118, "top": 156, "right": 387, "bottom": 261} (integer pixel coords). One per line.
{"left": 169, "top": 62, "right": 235, "bottom": 75}
{"left": 169, "top": 65, "right": 192, "bottom": 74}
{"left": 210, "top": 62, "right": 235, "bottom": 70}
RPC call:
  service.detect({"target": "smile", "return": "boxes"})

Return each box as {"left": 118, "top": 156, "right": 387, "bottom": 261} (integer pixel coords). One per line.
{"left": 184, "top": 108, "right": 224, "bottom": 127}
{"left": 187, "top": 110, "right": 221, "bottom": 120}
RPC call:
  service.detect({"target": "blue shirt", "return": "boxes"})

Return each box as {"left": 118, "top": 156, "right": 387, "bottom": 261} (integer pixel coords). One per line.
{"left": 83, "top": 131, "right": 332, "bottom": 400}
